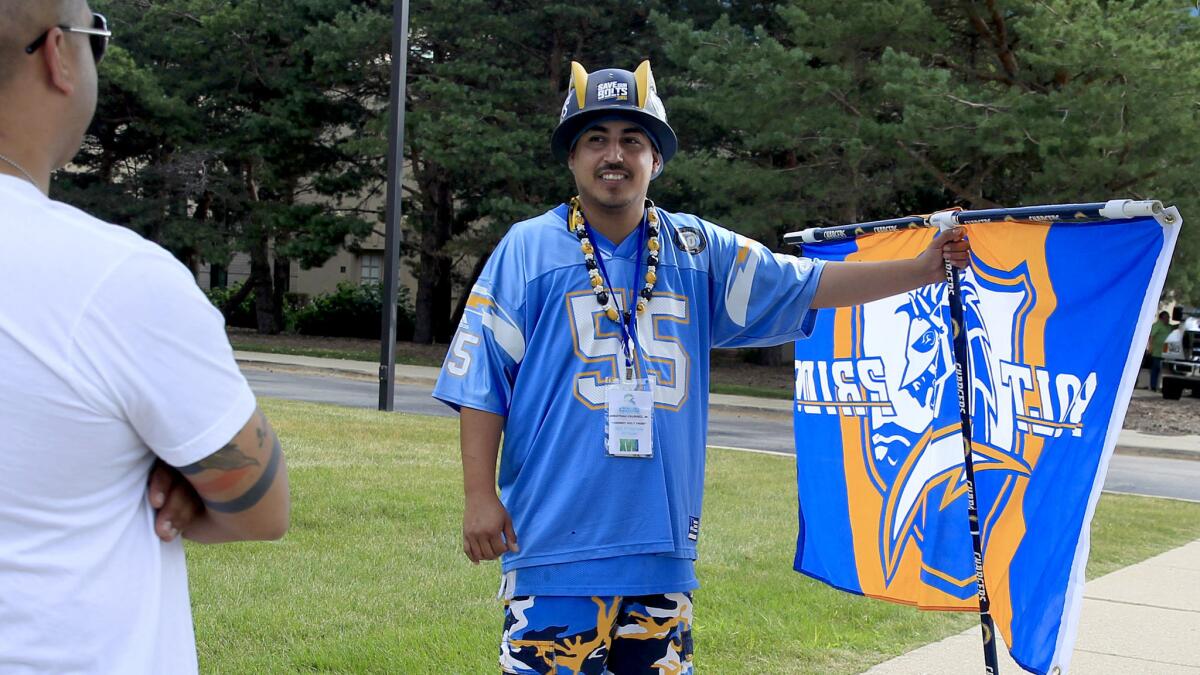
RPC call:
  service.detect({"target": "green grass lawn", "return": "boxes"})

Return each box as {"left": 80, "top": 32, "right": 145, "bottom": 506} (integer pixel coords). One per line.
{"left": 187, "top": 399, "right": 1200, "bottom": 673}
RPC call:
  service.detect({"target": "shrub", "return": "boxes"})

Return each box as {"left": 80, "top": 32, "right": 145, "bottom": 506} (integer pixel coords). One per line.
{"left": 205, "top": 282, "right": 257, "bottom": 329}
{"left": 292, "top": 282, "right": 415, "bottom": 340}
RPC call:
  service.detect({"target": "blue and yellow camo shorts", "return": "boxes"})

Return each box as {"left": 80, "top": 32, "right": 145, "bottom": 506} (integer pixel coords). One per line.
{"left": 500, "top": 592, "right": 694, "bottom": 674}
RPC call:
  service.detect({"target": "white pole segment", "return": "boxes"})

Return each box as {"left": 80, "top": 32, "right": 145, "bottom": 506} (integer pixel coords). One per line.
{"left": 930, "top": 210, "right": 959, "bottom": 232}
{"left": 1098, "top": 199, "right": 1163, "bottom": 220}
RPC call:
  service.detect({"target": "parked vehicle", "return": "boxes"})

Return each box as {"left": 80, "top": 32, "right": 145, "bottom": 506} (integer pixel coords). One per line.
{"left": 1162, "top": 316, "right": 1200, "bottom": 399}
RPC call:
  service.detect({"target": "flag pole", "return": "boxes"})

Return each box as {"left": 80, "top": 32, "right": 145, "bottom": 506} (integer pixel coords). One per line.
{"left": 931, "top": 212, "right": 1001, "bottom": 674}
{"left": 782, "top": 199, "right": 1166, "bottom": 247}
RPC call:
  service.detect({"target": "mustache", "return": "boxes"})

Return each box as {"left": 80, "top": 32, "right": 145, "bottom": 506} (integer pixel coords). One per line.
{"left": 596, "top": 163, "right": 629, "bottom": 174}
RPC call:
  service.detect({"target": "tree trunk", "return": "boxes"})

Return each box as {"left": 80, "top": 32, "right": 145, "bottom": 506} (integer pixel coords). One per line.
{"left": 272, "top": 253, "right": 291, "bottom": 332}
{"left": 222, "top": 270, "right": 257, "bottom": 316}
{"left": 244, "top": 161, "right": 280, "bottom": 335}
{"left": 412, "top": 179, "right": 455, "bottom": 344}
{"left": 183, "top": 191, "right": 213, "bottom": 277}
{"left": 250, "top": 232, "right": 277, "bottom": 334}
{"left": 449, "top": 249, "right": 492, "bottom": 331}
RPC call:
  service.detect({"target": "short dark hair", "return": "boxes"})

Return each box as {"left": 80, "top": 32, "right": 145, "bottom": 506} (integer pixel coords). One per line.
{"left": 1160, "top": 310, "right": 1170, "bottom": 319}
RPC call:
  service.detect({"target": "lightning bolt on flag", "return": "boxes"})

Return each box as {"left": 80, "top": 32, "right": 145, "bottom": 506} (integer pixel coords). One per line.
{"left": 787, "top": 201, "right": 1182, "bottom": 674}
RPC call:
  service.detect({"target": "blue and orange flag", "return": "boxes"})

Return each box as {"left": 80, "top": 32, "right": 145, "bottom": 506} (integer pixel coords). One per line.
{"left": 789, "top": 202, "right": 1181, "bottom": 674}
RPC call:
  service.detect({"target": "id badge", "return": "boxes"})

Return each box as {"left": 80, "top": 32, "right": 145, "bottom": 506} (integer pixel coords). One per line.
{"left": 604, "top": 378, "right": 654, "bottom": 459}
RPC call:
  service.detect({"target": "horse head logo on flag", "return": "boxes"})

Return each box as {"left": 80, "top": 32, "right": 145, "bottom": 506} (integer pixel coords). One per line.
{"left": 859, "top": 262, "right": 1036, "bottom": 599}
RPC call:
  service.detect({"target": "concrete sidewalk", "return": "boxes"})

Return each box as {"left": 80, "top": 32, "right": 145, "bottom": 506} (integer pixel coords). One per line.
{"left": 863, "top": 540, "right": 1200, "bottom": 674}
{"left": 234, "top": 350, "right": 1200, "bottom": 461}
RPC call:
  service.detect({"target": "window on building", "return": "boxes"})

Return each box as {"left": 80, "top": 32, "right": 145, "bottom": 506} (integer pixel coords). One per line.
{"left": 360, "top": 253, "right": 383, "bottom": 285}
{"left": 210, "top": 264, "right": 228, "bottom": 289}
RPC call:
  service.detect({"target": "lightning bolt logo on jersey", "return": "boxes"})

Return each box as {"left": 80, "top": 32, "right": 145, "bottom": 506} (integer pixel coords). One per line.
{"left": 792, "top": 211, "right": 1180, "bottom": 675}
{"left": 434, "top": 203, "right": 825, "bottom": 594}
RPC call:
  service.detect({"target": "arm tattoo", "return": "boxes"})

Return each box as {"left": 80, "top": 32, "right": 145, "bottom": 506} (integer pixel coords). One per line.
{"left": 198, "top": 433, "right": 283, "bottom": 514}
{"left": 180, "top": 443, "right": 261, "bottom": 475}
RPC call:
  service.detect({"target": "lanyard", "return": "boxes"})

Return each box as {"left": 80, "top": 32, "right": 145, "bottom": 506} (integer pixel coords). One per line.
{"left": 584, "top": 213, "right": 648, "bottom": 379}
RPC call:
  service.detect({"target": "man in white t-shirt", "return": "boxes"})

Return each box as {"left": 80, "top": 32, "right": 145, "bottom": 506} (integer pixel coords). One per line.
{"left": 0, "top": 2, "right": 291, "bottom": 672}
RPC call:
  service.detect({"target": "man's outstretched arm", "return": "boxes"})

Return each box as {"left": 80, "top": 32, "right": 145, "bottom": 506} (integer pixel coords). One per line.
{"left": 811, "top": 227, "right": 970, "bottom": 308}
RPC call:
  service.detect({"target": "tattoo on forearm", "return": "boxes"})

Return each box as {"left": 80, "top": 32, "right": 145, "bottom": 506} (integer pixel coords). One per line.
{"left": 199, "top": 433, "right": 283, "bottom": 514}
{"left": 180, "top": 444, "right": 261, "bottom": 475}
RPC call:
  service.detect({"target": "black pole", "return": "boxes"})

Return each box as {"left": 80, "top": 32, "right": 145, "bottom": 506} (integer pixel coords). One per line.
{"left": 379, "top": 0, "right": 410, "bottom": 411}
{"left": 944, "top": 250, "right": 1001, "bottom": 674}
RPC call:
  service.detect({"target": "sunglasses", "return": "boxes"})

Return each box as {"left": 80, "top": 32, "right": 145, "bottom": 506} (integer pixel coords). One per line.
{"left": 24, "top": 12, "right": 112, "bottom": 65}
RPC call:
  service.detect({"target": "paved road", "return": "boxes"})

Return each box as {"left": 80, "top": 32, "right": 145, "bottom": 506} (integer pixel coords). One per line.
{"left": 245, "top": 368, "right": 454, "bottom": 418}
{"left": 244, "top": 368, "right": 1200, "bottom": 502}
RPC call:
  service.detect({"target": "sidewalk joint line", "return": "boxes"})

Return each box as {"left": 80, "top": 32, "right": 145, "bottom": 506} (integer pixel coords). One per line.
{"left": 1074, "top": 647, "right": 1199, "bottom": 667}
{"left": 1082, "top": 596, "right": 1200, "bottom": 614}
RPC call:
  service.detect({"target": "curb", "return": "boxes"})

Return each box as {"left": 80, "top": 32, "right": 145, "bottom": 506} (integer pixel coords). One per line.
{"left": 239, "top": 360, "right": 439, "bottom": 386}
{"left": 1110, "top": 445, "right": 1200, "bottom": 463}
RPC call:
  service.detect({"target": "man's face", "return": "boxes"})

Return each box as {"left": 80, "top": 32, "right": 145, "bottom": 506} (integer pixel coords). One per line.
{"left": 568, "top": 122, "right": 660, "bottom": 211}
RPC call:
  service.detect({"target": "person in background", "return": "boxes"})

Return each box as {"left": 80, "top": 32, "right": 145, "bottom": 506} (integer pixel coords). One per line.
{"left": 1147, "top": 310, "right": 1173, "bottom": 392}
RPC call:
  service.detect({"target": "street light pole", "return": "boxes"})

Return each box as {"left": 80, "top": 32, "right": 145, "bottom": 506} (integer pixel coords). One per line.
{"left": 378, "top": 0, "right": 410, "bottom": 411}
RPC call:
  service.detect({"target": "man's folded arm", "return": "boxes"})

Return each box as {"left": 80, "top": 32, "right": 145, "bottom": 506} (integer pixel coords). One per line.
{"left": 177, "top": 407, "right": 290, "bottom": 543}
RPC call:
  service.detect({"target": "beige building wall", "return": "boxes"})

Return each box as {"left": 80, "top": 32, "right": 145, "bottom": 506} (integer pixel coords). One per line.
{"left": 196, "top": 232, "right": 417, "bottom": 303}
{"left": 287, "top": 230, "right": 418, "bottom": 300}
{"left": 196, "top": 163, "right": 420, "bottom": 302}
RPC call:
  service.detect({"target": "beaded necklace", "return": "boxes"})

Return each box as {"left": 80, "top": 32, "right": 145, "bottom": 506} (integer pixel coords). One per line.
{"left": 568, "top": 196, "right": 660, "bottom": 324}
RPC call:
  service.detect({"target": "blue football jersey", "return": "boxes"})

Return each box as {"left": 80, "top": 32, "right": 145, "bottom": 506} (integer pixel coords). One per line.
{"left": 434, "top": 203, "right": 825, "bottom": 590}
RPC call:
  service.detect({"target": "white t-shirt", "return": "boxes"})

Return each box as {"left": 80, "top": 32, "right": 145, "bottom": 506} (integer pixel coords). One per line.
{"left": 0, "top": 175, "right": 258, "bottom": 674}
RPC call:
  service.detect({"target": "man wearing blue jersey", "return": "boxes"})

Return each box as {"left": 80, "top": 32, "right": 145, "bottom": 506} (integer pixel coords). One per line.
{"left": 433, "top": 60, "right": 969, "bottom": 674}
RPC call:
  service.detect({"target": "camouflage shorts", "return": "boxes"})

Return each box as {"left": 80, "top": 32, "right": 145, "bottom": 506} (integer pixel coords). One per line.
{"left": 500, "top": 592, "right": 694, "bottom": 674}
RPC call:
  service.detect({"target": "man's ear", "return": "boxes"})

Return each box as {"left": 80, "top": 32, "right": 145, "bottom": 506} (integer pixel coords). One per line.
{"left": 567, "top": 148, "right": 576, "bottom": 172}
{"left": 42, "top": 29, "right": 77, "bottom": 95}
{"left": 652, "top": 150, "right": 662, "bottom": 175}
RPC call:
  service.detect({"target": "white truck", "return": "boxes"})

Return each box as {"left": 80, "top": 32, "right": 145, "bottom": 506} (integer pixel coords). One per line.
{"left": 1162, "top": 316, "right": 1200, "bottom": 400}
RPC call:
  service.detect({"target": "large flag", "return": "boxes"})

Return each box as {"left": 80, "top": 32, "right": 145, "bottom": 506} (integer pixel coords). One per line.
{"left": 790, "top": 203, "right": 1181, "bottom": 674}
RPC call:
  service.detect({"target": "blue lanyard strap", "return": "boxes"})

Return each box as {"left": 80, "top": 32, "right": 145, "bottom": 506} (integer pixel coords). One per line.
{"left": 584, "top": 212, "right": 648, "bottom": 373}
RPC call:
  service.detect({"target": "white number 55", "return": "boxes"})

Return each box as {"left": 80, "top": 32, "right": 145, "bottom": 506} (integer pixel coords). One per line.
{"left": 567, "top": 291, "right": 690, "bottom": 411}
